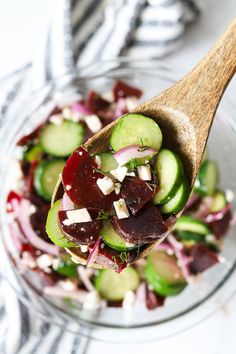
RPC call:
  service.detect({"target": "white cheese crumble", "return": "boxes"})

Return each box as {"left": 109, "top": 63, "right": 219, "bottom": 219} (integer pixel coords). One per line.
{"left": 113, "top": 198, "right": 130, "bottom": 219}
{"left": 28, "top": 204, "right": 37, "bottom": 215}
{"left": 125, "top": 96, "right": 139, "bottom": 111}
{"left": 95, "top": 155, "right": 102, "bottom": 168}
{"left": 96, "top": 176, "right": 115, "bottom": 195}
{"left": 126, "top": 172, "right": 135, "bottom": 177}
{"left": 83, "top": 291, "right": 102, "bottom": 310}
{"left": 36, "top": 254, "right": 53, "bottom": 273}
{"left": 110, "top": 166, "right": 128, "bottom": 182}
{"left": 137, "top": 164, "right": 152, "bottom": 181}
{"left": 65, "top": 185, "right": 72, "bottom": 191}
{"left": 80, "top": 245, "right": 88, "bottom": 253}
{"left": 114, "top": 182, "right": 121, "bottom": 195}
{"left": 102, "top": 90, "right": 114, "bottom": 102}
{"left": 122, "top": 290, "right": 136, "bottom": 310}
{"left": 49, "top": 114, "right": 64, "bottom": 125}
{"left": 225, "top": 189, "right": 234, "bottom": 203}
{"left": 85, "top": 114, "right": 102, "bottom": 133}
{"left": 63, "top": 208, "right": 92, "bottom": 226}
{"left": 58, "top": 280, "right": 77, "bottom": 292}
{"left": 21, "top": 251, "right": 37, "bottom": 269}
{"left": 62, "top": 107, "right": 72, "bottom": 119}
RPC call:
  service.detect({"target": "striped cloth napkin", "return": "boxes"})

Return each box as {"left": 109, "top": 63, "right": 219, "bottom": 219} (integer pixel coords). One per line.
{"left": 0, "top": 0, "right": 201, "bottom": 353}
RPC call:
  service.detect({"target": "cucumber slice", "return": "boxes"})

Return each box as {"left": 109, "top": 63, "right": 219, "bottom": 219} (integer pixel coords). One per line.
{"left": 101, "top": 220, "right": 136, "bottom": 252}
{"left": 210, "top": 191, "right": 226, "bottom": 213}
{"left": 110, "top": 114, "right": 163, "bottom": 152}
{"left": 46, "top": 199, "right": 75, "bottom": 248}
{"left": 144, "top": 251, "right": 186, "bottom": 296}
{"left": 174, "top": 215, "right": 210, "bottom": 235}
{"left": 153, "top": 149, "right": 184, "bottom": 205}
{"left": 176, "top": 230, "right": 205, "bottom": 243}
{"left": 34, "top": 160, "right": 65, "bottom": 201}
{"left": 95, "top": 267, "right": 139, "bottom": 301}
{"left": 40, "top": 121, "right": 84, "bottom": 157}
{"left": 160, "top": 178, "right": 190, "bottom": 214}
{"left": 97, "top": 152, "right": 118, "bottom": 173}
{"left": 24, "top": 144, "right": 42, "bottom": 162}
{"left": 194, "top": 160, "right": 218, "bottom": 196}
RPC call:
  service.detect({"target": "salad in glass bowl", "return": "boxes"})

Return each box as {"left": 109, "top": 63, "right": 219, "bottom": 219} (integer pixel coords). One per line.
{"left": 6, "top": 79, "right": 234, "bottom": 311}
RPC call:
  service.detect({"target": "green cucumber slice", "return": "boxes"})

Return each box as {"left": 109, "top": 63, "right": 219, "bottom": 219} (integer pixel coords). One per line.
{"left": 97, "top": 152, "right": 118, "bottom": 172}
{"left": 194, "top": 160, "right": 218, "bottom": 196}
{"left": 176, "top": 230, "right": 205, "bottom": 243}
{"left": 40, "top": 120, "right": 84, "bottom": 157}
{"left": 46, "top": 199, "right": 75, "bottom": 248}
{"left": 160, "top": 178, "right": 190, "bottom": 214}
{"left": 101, "top": 220, "right": 136, "bottom": 252}
{"left": 144, "top": 251, "right": 186, "bottom": 296}
{"left": 34, "top": 159, "right": 65, "bottom": 201}
{"left": 24, "top": 144, "right": 42, "bottom": 162}
{"left": 210, "top": 191, "right": 226, "bottom": 213}
{"left": 174, "top": 215, "right": 210, "bottom": 235}
{"left": 95, "top": 267, "right": 139, "bottom": 301}
{"left": 110, "top": 114, "right": 163, "bottom": 152}
{"left": 153, "top": 149, "right": 184, "bottom": 205}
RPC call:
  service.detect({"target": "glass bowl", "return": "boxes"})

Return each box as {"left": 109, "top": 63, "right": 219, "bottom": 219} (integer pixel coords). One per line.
{"left": 0, "top": 58, "right": 236, "bottom": 342}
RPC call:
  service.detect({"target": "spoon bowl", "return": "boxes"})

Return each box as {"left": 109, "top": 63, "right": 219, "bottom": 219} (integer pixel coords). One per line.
{"left": 52, "top": 18, "right": 236, "bottom": 268}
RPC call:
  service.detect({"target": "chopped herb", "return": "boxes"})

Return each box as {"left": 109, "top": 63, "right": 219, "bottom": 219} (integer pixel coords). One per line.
{"left": 126, "top": 158, "right": 138, "bottom": 171}
{"left": 146, "top": 181, "right": 157, "bottom": 194}
{"left": 97, "top": 211, "right": 113, "bottom": 220}
{"left": 120, "top": 251, "right": 129, "bottom": 264}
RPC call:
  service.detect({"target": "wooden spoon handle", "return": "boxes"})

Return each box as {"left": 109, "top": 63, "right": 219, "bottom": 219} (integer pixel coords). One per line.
{"left": 172, "top": 17, "right": 236, "bottom": 121}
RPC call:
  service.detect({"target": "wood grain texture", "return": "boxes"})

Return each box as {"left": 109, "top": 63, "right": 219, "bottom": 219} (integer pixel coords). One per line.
{"left": 52, "top": 18, "right": 236, "bottom": 269}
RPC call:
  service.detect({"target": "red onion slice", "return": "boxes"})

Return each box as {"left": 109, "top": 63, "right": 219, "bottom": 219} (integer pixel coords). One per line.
{"left": 77, "top": 266, "right": 95, "bottom": 291}
{"left": 87, "top": 237, "right": 101, "bottom": 266}
{"left": 205, "top": 203, "right": 231, "bottom": 223}
{"left": 12, "top": 199, "right": 60, "bottom": 256}
{"left": 114, "top": 98, "right": 128, "bottom": 118}
{"left": 62, "top": 192, "right": 74, "bottom": 210}
{"left": 71, "top": 102, "right": 92, "bottom": 116}
{"left": 167, "top": 234, "right": 191, "bottom": 280}
{"left": 114, "top": 145, "right": 157, "bottom": 166}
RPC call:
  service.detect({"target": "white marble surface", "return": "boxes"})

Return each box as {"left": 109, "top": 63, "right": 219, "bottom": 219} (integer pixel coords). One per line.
{"left": 1, "top": 0, "right": 236, "bottom": 353}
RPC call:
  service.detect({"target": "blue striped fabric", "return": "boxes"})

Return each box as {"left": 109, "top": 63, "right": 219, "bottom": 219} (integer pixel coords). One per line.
{"left": 0, "top": 0, "right": 201, "bottom": 352}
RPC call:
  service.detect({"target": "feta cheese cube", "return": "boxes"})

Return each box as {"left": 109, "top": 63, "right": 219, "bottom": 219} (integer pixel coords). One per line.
{"left": 96, "top": 176, "right": 115, "bottom": 195}
{"left": 126, "top": 171, "right": 135, "bottom": 177}
{"left": 80, "top": 245, "right": 88, "bottom": 253}
{"left": 114, "top": 182, "right": 121, "bottom": 195}
{"left": 137, "top": 164, "right": 152, "bottom": 181}
{"left": 85, "top": 114, "right": 102, "bottom": 133}
{"left": 95, "top": 155, "right": 101, "bottom": 168}
{"left": 63, "top": 208, "right": 92, "bottom": 226}
{"left": 113, "top": 198, "right": 130, "bottom": 219}
{"left": 110, "top": 166, "right": 128, "bottom": 182}
{"left": 49, "top": 114, "right": 64, "bottom": 125}
{"left": 125, "top": 96, "right": 139, "bottom": 111}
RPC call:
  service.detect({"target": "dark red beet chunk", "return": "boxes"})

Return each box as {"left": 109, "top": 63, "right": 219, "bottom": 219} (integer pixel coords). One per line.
{"left": 62, "top": 147, "right": 118, "bottom": 211}
{"left": 112, "top": 203, "right": 168, "bottom": 244}
{"left": 86, "top": 91, "right": 110, "bottom": 114}
{"left": 145, "top": 285, "right": 165, "bottom": 310}
{"left": 208, "top": 210, "right": 232, "bottom": 239}
{"left": 188, "top": 244, "right": 219, "bottom": 274}
{"left": 58, "top": 210, "right": 101, "bottom": 245}
{"left": 113, "top": 80, "right": 143, "bottom": 101}
{"left": 121, "top": 177, "right": 155, "bottom": 215}
{"left": 96, "top": 243, "right": 137, "bottom": 272}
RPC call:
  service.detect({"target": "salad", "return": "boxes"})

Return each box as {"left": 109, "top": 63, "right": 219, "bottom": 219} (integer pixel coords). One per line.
{"left": 48, "top": 112, "right": 190, "bottom": 270}
{"left": 6, "top": 81, "right": 233, "bottom": 310}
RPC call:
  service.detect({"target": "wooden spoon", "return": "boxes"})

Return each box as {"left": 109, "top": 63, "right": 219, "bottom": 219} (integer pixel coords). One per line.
{"left": 52, "top": 19, "right": 236, "bottom": 268}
